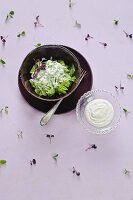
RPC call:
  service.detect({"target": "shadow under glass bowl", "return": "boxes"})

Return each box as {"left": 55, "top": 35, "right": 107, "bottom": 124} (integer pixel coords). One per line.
{"left": 76, "top": 89, "right": 122, "bottom": 134}
{"left": 18, "top": 45, "right": 82, "bottom": 112}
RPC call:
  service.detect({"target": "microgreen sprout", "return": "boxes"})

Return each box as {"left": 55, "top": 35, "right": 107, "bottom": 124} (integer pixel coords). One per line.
{"left": 127, "top": 74, "right": 133, "bottom": 80}
{"left": 46, "top": 134, "right": 54, "bottom": 144}
{"left": 123, "top": 108, "right": 130, "bottom": 115}
{"left": 69, "top": 0, "right": 74, "bottom": 8}
{"left": 72, "top": 167, "right": 80, "bottom": 176}
{"left": 123, "top": 168, "right": 130, "bottom": 175}
{"left": 0, "top": 160, "right": 7, "bottom": 165}
{"left": 115, "top": 83, "right": 124, "bottom": 91}
{"left": 120, "top": 83, "right": 124, "bottom": 90}
{"left": 17, "top": 31, "right": 25, "bottom": 37}
{"left": 85, "top": 33, "right": 93, "bottom": 41}
{"left": 74, "top": 20, "right": 81, "bottom": 28}
{"left": 123, "top": 30, "right": 132, "bottom": 39}
{"left": 5, "top": 106, "right": 8, "bottom": 114}
{"left": 17, "top": 130, "right": 23, "bottom": 138}
{"left": 0, "top": 36, "right": 8, "bottom": 44}
{"left": 0, "top": 106, "right": 8, "bottom": 113}
{"left": 30, "top": 159, "right": 36, "bottom": 165}
{"left": 115, "top": 85, "right": 118, "bottom": 90}
{"left": 85, "top": 144, "right": 97, "bottom": 151}
{"left": 52, "top": 153, "right": 58, "bottom": 161}
{"left": 34, "top": 43, "right": 42, "bottom": 48}
{"left": 0, "top": 58, "right": 6, "bottom": 65}
{"left": 6, "top": 10, "right": 14, "bottom": 19}
{"left": 114, "top": 19, "right": 119, "bottom": 25}
{"left": 99, "top": 42, "right": 107, "bottom": 47}
{"left": 34, "top": 15, "right": 44, "bottom": 27}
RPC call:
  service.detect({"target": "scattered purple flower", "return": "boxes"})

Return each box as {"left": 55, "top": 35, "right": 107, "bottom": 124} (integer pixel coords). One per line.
{"left": 123, "top": 30, "right": 132, "bottom": 39}
{"left": 0, "top": 36, "right": 8, "bottom": 44}
{"left": 30, "top": 159, "right": 36, "bottom": 165}
{"left": 85, "top": 33, "right": 93, "bottom": 41}
{"left": 46, "top": 134, "right": 54, "bottom": 143}
{"left": 85, "top": 144, "right": 97, "bottom": 151}
{"left": 72, "top": 167, "right": 80, "bottom": 176}
{"left": 115, "top": 83, "right": 124, "bottom": 91}
{"left": 115, "top": 85, "right": 118, "bottom": 90}
{"left": 99, "top": 42, "right": 107, "bottom": 47}
{"left": 34, "top": 15, "right": 44, "bottom": 27}
{"left": 69, "top": 0, "right": 74, "bottom": 8}
{"left": 120, "top": 83, "right": 124, "bottom": 90}
{"left": 114, "top": 19, "right": 119, "bottom": 25}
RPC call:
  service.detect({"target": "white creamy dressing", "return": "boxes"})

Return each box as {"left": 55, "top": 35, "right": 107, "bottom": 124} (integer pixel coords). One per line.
{"left": 37, "top": 60, "right": 67, "bottom": 88}
{"left": 84, "top": 99, "right": 114, "bottom": 128}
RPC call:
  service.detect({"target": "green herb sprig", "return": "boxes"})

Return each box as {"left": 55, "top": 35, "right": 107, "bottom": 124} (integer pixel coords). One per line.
{"left": 0, "top": 106, "right": 8, "bottom": 114}
{"left": 123, "top": 108, "right": 130, "bottom": 115}
{"left": 34, "top": 43, "right": 42, "bottom": 48}
{"left": 17, "top": 31, "right": 25, "bottom": 37}
{"left": 0, "top": 160, "right": 7, "bottom": 165}
{"left": 127, "top": 74, "right": 133, "bottom": 80}
{"left": 6, "top": 10, "right": 14, "bottom": 19}
{"left": 74, "top": 20, "right": 81, "bottom": 28}
{"left": 52, "top": 153, "right": 58, "bottom": 161}
{"left": 0, "top": 58, "right": 6, "bottom": 65}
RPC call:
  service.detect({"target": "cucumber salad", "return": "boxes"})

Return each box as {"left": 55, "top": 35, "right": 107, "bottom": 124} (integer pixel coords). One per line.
{"left": 29, "top": 58, "right": 76, "bottom": 97}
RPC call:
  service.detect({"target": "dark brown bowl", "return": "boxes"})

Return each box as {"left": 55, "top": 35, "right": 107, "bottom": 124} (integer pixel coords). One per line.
{"left": 18, "top": 45, "right": 81, "bottom": 102}
{"left": 18, "top": 45, "right": 93, "bottom": 114}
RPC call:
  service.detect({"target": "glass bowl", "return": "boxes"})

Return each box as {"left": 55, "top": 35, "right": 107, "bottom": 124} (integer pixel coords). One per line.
{"left": 76, "top": 89, "right": 121, "bottom": 134}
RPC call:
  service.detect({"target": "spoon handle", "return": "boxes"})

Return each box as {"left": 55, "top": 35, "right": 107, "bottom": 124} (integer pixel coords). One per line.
{"left": 40, "top": 98, "right": 63, "bottom": 126}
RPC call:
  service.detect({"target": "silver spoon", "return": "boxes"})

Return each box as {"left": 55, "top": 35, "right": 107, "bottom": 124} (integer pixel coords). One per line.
{"left": 40, "top": 69, "right": 87, "bottom": 126}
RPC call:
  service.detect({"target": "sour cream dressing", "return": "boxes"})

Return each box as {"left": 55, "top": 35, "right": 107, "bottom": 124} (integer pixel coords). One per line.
{"left": 84, "top": 99, "right": 114, "bottom": 128}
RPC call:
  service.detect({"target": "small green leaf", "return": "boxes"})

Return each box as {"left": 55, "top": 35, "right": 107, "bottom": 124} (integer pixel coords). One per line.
{"left": 123, "top": 108, "right": 128, "bottom": 112}
{"left": 127, "top": 74, "right": 133, "bottom": 80}
{"left": 21, "top": 31, "right": 25, "bottom": 36}
{"left": 35, "top": 43, "right": 42, "bottom": 48}
{"left": 9, "top": 11, "right": 14, "bottom": 15}
{"left": 123, "top": 108, "right": 130, "bottom": 115}
{"left": 6, "top": 10, "right": 14, "bottom": 19}
{"left": 0, "top": 58, "right": 6, "bottom": 65}
{"left": 17, "top": 31, "right": 25, "bottom": 37}
{"left": 52, "top": 153, "right": 58, "bottom": 161}
{"left": 0, "top": 160, "right": 7, "bottom": 164}
{"left": 74, "top": 20, "right": 81, "bottom": 28}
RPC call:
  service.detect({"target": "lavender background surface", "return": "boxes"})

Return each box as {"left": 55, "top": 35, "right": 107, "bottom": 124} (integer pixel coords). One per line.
{"left": 0, "top": 0, "right": 133, "bottom": 199}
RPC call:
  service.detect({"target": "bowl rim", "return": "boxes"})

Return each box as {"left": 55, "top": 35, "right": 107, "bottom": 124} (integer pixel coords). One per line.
{"left": 19, "top": 44, "right": 82, "bottom": 102}
{"left": 76, "top": 89, "right": 122, "bottom": 134}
